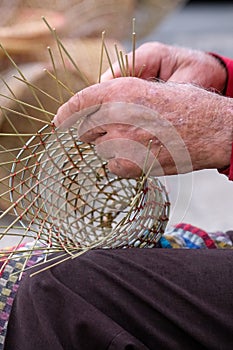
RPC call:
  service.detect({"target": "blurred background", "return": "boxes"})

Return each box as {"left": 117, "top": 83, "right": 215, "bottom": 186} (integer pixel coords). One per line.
{"left": 0, "top": 0, "right": 233, "bottom": 249}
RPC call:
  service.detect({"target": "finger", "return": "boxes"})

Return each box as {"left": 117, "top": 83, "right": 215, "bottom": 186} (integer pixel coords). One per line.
{"left": 101, "top": 46, "right": 160, "bottom": 81}
{"left": 168, "top": 67, "right": 203, "bottom": 85}
{"left": 108, "top": 158, "right": 142, "bottom": 178}
{"left": 95, "top": 138, "right": 164, "bottom": 178}
{"left": 166, "top": 52, "right": 215, "bottom": 87}
{"left": 77, "top": 100, "right": 161, "bottom": 145}
{"left": 53, "top": 83, "right": 108, "bottom": 129}
{"left": 78, "top": 122, "right": 107, "bottom": 143}
{"left": 168, "top": 64, "right": 224, "bottom": 92}
{"left": 101, "top": 61, "right": 123, "bottom": 81}
{"left": 101, "top": 52, "right": 137, "bottom": 81}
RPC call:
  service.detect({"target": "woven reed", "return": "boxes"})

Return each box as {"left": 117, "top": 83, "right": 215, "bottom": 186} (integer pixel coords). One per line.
{"left": 0, "top": 15, "right": 170, "bottom": 272}
{"left": 0, "top": 121, "right": 170, "bottom": 271}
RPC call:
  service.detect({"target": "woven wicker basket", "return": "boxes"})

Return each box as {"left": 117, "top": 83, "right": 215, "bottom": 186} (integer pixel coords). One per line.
{"left": 0, "top": 0, "right": 187, "bottom": 40}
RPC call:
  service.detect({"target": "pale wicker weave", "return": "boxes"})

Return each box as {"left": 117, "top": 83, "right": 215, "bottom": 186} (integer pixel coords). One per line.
{"left": 0, "top": 14, "right": 170, "bottom": 272}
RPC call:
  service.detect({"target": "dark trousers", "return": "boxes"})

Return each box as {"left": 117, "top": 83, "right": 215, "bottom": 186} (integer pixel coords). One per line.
{"left": 4, "top": 249, "right": 233, "bottom": 349}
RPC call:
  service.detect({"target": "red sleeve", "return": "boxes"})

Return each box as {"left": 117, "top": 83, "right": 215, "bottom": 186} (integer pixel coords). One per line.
{"left": 209, "top": 53, "right": 233, "bottom": 181}
{"left": 210, "top": 53, "right": 233, "bottom": 97}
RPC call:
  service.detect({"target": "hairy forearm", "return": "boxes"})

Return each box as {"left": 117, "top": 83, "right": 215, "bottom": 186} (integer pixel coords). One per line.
{"left": 147, "top": 82, "right": 233, "bottom": 173}
{"left": 188, "top": 94, "right": 233, "bottom": 171}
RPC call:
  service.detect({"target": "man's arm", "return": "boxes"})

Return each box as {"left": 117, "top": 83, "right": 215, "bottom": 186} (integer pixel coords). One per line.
{"left": 54, "top": 78, "right": 233, "bottom": 178}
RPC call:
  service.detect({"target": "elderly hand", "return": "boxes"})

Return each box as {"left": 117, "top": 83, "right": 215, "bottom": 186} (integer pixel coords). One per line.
{"left": 54, "top": 77, "right": 233, "bottom": 178}
{"left": 101, "top": 42, "right": 227, "bottom": 93}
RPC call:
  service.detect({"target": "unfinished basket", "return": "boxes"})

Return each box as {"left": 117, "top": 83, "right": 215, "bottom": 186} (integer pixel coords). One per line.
{"left": 0, "top": 18, "right": 170, "bottom": 273}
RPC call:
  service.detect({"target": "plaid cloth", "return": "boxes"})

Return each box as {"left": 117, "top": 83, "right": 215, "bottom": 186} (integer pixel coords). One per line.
{"left": 0, "top": 244, "right": 44, "bottom": 349}
{"left": 0, "top": 224, "right": 233, "bottom": 349}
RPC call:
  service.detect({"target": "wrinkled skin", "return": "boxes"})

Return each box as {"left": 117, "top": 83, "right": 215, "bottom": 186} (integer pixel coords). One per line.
{"left": 54, "top": 43, "right": 233, "bottom": 178}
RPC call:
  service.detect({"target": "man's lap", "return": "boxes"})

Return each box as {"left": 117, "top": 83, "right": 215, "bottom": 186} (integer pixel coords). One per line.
{"left": 4, "top": 248, "right": 233, "bottom": 349}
